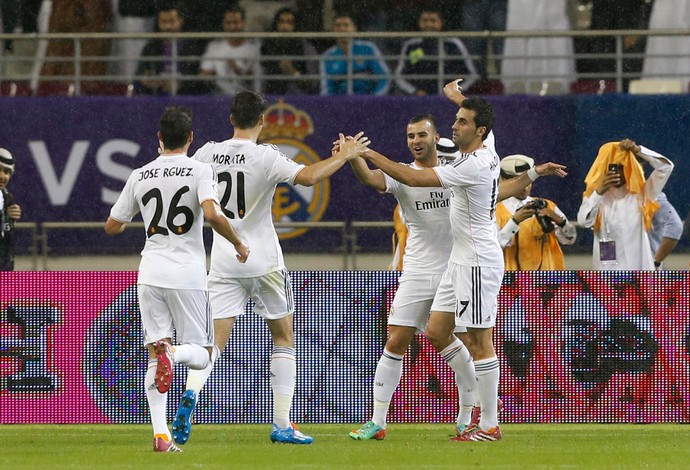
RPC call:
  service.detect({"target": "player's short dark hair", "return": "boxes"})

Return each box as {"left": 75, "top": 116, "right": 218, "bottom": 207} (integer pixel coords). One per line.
{"left": 159, "top": 105, "right": 192, "bottom": 150}
{"left": 461, "top": 97, "right": 494, "bottom": 141}
{"left": 408, "top": 114, "right": 438, "bottom": 133}
{"left": 231, "top": 90, "right": 268, "bottom": 129}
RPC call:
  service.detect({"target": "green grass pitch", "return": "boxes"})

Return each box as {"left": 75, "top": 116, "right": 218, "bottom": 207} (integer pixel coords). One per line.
{"left": 2, "top": 424, "right": 689, "bottom": 469}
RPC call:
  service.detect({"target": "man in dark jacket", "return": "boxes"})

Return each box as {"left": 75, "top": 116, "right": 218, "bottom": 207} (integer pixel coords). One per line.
{"left": 0, "top": 148, "right": 21, "bottom": 271}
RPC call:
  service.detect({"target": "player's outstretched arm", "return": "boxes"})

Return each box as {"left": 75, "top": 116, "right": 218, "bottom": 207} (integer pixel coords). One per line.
{"left": 202, "top": 200, "right": 250, "bottom": 263}
{"left": 294, "top": 132, "right": 370, "bottom": 187}
{"left": 349, "top": 156, "right": 386, "bottom": 192}
{"left": 104, "top": 217, "right": 126, "bottom": 236}
{"left": 498, "top": 162, "right": 567, "bottom": 202}
{"left": 363, "top": 149, "right": 441, "bottom": 188}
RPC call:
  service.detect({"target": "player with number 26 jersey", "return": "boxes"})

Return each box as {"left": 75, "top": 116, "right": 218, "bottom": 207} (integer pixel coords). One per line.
{"left": 110, "top": 154, "right": 219, "bottom": 290}
{"left": 193, "top": 140, "right": 304, "bottom": 278}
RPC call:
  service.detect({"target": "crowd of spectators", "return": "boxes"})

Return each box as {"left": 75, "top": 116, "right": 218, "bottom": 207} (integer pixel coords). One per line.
{"left": 0, "top": 0, "right": 688, "bottom": 96}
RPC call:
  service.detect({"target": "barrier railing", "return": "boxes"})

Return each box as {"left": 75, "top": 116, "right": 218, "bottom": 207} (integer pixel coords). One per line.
{"left": 29, "top": 220, "right": 392, "bottom": 271}
{"left": 13, "top": 222, "right": 39, "bottom": 270}
{"left": 1, "top": 29, "right": 689, "bottom": 96}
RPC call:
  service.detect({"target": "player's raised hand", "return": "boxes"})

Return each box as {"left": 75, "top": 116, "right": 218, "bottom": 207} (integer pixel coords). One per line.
{"left": 443, "top": 78, "right": 467, "bottom": 106}
{"left": 338, "top": 132, "right": 371, "bottom": 160}
{"left": 234, "top": 242, "right": 250, "bottom": 263}
{"left": 535, "top": 162, "right": 568, "bottom": 178}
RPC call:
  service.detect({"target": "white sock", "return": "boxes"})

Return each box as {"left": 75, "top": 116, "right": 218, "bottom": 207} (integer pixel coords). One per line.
{"left": 440, "top": 338, "right": 476, "bottom": 396}
{"left": 185, "top": 345, "right": 219, "bottom": 393}
{"left": 146, "top": 359, "right": 169, "bottom": 438}
{"left": 271, "top": 346, "right": 296, "bottom": 429}
{"left": 173, "top": 343, "right": 211, "bottom": 370}
{"left": 475, "top": 357, "right": 500, "bottom": 430}
{"left": 456, "top": 371, "right": 475, "bottom": 427}
{"left": 372, "top": 349, "right": 404, "bottom": 427}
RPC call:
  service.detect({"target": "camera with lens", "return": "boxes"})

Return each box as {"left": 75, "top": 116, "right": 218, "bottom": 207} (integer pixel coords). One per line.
{"left": 530, "top": 198, "right": 555, "bottom": 233}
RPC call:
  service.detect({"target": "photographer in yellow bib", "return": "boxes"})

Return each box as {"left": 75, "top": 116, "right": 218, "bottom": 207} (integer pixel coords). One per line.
{"left": 495, "top": 154, "right": 577, "bottom": 270}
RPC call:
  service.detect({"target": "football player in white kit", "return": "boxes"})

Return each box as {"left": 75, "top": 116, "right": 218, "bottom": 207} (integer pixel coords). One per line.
{"left": 347, "top": 115, "right": 478, "bottom": 440}
{"left": 105, "top": 105, "right": 250, "bottom": 452}
{"left": 173, "top": 90, "right": 370, "bottom": 445}
{"left": 362, "top": 80, "right": 566, "bottom": 441}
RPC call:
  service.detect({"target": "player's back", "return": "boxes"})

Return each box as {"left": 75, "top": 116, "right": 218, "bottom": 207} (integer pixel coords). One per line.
{"left": 114, "top": 154, "right": 213, "bottom": 289}
{"left": 193, "top": 138, "right": 304, "bottom": 277}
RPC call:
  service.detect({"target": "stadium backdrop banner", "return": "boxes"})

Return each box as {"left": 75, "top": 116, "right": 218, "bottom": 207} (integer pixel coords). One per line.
{"left": 1, "top": 95, "right": 689, "bottom": 254}
{"left": 1, "top": 271, "right": 688, "bottom": 424}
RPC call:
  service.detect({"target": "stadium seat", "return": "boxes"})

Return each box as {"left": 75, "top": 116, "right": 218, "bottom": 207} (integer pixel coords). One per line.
{"left": 569, "top": 79, "right": 617, "bottom": 95}
{"left": 466, "top": 79, "right": 505, "bottom": 96}
{"left": 0, "top": 81, "right": 32, "bottom": 97}
{"left": 628, "top": 79, "right": 685, "bottom": 95}
{"left": 81, "top": 82, "right": 132, "bottom": 96}
{"left": 36, "top": 81, "right": 75, "bottom": 96}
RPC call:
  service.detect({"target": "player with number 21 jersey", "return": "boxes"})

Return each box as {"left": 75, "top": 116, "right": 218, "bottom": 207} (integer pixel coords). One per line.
{"left": 193, "top": 139, "right": 303, "bottom": 278}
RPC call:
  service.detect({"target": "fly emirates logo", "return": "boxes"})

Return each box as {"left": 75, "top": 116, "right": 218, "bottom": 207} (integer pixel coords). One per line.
{"left": 415, "top": 190, "right": 449, "bottom": 210}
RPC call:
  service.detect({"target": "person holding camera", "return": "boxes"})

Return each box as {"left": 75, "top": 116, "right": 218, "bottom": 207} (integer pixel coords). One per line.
{"left": 0, "top": 147, "right": 21, "bottom": 271}
{"left": 496, "top": 154, "right": 576, "bottom": 270}
{"left": 577, "top": 139, "right": 673, "bottom": 270}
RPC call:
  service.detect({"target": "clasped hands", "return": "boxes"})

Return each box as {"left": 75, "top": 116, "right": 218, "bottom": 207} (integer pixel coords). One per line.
{"left": 332, "top": 132, "right": 371, "bottom": 160}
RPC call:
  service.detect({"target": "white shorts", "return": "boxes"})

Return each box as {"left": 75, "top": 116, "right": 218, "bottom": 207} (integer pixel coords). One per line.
{"left": 431, "top": 262, "right": 503, "bottom": 329}
{"left": 389, "top": 272, "right": 444, "bottom": 333}
{"left": 138, "top": 284, "right": 214, "bottom": 347}
{"left": 208, "top": 269, "right": 294, "bottom": 320}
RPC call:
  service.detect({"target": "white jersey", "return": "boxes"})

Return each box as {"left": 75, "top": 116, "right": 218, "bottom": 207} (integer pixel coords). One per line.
{"left": 109, "top": 153, "right": 218, "bottom": 289}
{"left": 433, "top": 145, "right": 503, "bottom": 267}
{"left": 193, "top": 138, "right": 305, "bottom": 278}
{"left": 200, "top": 39, "right": 262, "bottom": 95}
{"left": 384, "top": 161, "right": 452, "bottom": 274}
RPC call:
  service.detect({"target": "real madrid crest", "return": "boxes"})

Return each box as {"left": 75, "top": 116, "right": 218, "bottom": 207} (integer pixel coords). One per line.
{"left": 259, "top": 99, "right": 329, "bottom": 240}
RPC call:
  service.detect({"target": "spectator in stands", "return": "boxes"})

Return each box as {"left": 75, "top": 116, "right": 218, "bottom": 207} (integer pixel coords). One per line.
{"left": 459, "top": 0, "right": 508, "bottom": 79}
{"left": 134, "top": 4, "right": 201, "bottom": 95}
{"left": 1, "top": 0, "right": 42, "bottom": 52}
{"left": 109, "top": 0, "right": 156, "bottom": 80}
{"left": 260, "top": 7, "right": 318, "bottom": 95}
{"left": 320, "top": 12, "right": 390, "bottom": 96}
{"left": 642, "top": 0, "right": 690, "bottom": 91}
{"left": 41, "top": 0, "right": 112, "bottom": 91}
{"left": 0, "top": 147, "right": 21, "bottom": 271}
{"left": 575, "top": 0, "right": 653, "bottom": 92}
{"left": 577, "top": 139, "right": 673, "bottom": 270}
{"left": 648, "top": 192, "right": 683, "bottom": 270}
{"left": 501, "top": 0, "right": 575, "bottom": 94}
{"left": 199, "top": 4, "right": 261, "bottom": 95}
{"left": 178, "top": 0, "right": 236, "bottom": 36}
{"left": 395, "top": 8, "right": 478, "bottom": 96}
{"left": 495, "top": 154, "right": 576, "bottom": 270}
{"left": 176, "top": 0, "right": 232, "bottom": 74}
